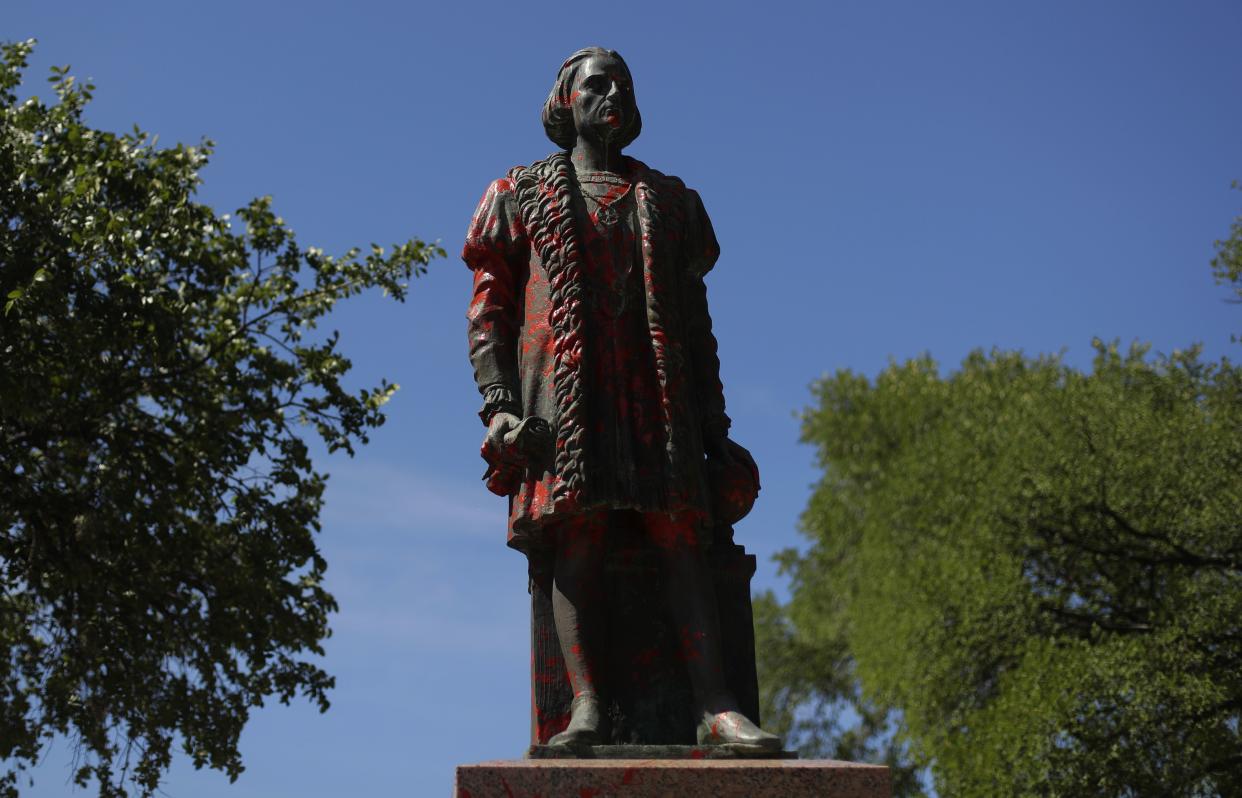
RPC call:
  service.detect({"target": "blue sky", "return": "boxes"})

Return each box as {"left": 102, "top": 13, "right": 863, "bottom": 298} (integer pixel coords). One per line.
{"left": 6, "top": 2, "right": 1242, "bottom": 796}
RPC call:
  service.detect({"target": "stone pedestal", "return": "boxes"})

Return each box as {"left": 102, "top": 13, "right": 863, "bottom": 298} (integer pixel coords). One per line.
{"left": 453, "top": 759, "right": 891, "bottom": 797}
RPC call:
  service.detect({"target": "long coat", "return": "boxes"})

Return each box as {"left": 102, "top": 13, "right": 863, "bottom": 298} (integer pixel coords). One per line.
{"left": 463, "top": 152, "right": 730, "bottom": 552}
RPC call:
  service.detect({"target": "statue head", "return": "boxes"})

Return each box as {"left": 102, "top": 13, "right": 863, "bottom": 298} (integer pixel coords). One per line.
{"left": 542, "top": 47, "right": 642, "bottom": 151}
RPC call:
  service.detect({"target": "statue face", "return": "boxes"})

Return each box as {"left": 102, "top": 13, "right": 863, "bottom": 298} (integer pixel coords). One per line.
{"left": 569, "top": 55, "right": 636, "bottom": 144}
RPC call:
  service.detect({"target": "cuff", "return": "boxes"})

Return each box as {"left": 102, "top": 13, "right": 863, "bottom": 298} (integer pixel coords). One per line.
{"left": 479, "top": 384, "right": 521, "bottom": 425}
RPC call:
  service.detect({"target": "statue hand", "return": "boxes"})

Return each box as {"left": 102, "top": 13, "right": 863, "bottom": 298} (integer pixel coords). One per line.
{"left": 723, "top": 438, "right": 760, "bottom": 491}
{"left": 483, "top": 412, "right": 522, "bottom": 458}
{"left": 481, "top": 412, "right": 523, "bottom": 496}
{"left": 705, "top": 434, "right": 760, "bottom": 490}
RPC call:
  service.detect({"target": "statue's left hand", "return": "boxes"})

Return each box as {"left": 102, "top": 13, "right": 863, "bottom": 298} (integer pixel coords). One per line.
{"left": 723, "top": 438, "right": 760, "bottom": 491}
{"left": 706, "top": 435, "right": 761, "bottom": 491}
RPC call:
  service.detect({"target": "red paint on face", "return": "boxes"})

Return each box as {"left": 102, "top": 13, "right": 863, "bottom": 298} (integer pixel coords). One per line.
{"left": 569, "top": 55, "right": 634, "bottom": 138}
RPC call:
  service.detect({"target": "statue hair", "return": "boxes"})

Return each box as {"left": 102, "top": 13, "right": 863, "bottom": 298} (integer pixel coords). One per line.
{"left": 542, "top": 47, "right": 643, "bottom": 150}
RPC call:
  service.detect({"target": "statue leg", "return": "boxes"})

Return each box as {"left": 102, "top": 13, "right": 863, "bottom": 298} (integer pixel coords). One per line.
{"left": 645, "top": 511, "right": 781, "bottom": 750}
{"left": 547, "top": 510, "right": 609, "bottom": 746}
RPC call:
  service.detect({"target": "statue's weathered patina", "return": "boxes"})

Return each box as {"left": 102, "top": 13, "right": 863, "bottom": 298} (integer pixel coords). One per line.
{"left": 463, "top": 47, "right": 780, "bottom": 753}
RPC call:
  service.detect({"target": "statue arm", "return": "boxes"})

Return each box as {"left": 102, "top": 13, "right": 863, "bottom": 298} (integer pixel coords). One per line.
{"left": 679, "top": 189, "right": 733, "bottom": 452}
{"left": 683, "top": 270, "right": 730, "bottom": 447}
{"left": 467, "top": 261, "right": 520, "bottom": 423}
{"left": 681, "top": 189, "right": 759, "bottom": 485}
{"left": 463, "top": 178, "right": 525, "bottom": 425}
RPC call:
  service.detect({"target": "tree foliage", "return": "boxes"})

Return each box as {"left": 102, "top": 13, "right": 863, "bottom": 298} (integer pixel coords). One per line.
{"left": 0, "top": 40, "right": 442, "bottom": 797}
{"left": 754, "top": 591, "right": 926, "bottom": 795}
{"left": 762, "top": 213, "right": 1242, "bottom": 795}
{"left": 1213, "top": 182, "right": 1242, "bottom": 326}
{"left": 767, "top": 341, "right": 1242, "bottom": 796}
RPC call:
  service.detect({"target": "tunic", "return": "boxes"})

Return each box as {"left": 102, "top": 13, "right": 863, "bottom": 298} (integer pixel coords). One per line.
{"left": 463, "top": 154, "right": 729, "bottom": 551}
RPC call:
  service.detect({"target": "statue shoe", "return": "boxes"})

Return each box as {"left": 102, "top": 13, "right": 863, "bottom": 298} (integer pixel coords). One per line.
{"left": 548, "top": 693, "right": 606, "bottom": 747}
{"left": 696, "top": 709, "right": 782, "bottom": 750}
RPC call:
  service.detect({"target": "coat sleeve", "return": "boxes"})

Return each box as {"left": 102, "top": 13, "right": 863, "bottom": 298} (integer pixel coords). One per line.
{"left": 462, "top": 177, "right": 527, "bottom": 424}
{"left": 682, "top": 188, "right": 731, "bottom": 442}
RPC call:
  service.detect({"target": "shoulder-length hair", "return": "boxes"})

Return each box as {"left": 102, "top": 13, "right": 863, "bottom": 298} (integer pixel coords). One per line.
{"left": 542, "top": 47, "right": 642, "bottom": 151}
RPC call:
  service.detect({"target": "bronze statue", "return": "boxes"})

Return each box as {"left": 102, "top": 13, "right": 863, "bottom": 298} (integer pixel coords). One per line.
{"left": 463, "top": 47, "right": 779, "bottom": 753}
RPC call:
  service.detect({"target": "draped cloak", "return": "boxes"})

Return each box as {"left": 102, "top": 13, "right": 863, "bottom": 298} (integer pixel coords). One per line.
{"left": 463, "top": 153, "right": 730, "bottom": 552}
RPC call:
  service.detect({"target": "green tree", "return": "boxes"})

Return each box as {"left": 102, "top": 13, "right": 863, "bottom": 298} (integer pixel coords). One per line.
{"left": 0, "top": 41, "right": 442, "bottom": 797}
{"left": 1213, "top": 183, "right": 1242, "bottom": 326}
{"left": 754, "top": 591, "right": 926, "bottom": 795}
{"left": 761, "top": 222, "right": 1242, "bottom": 795}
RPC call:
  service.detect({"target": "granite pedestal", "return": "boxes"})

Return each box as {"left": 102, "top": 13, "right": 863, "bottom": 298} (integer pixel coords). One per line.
{"left": 453, "top": 758, "right": 891, "bottom": 797}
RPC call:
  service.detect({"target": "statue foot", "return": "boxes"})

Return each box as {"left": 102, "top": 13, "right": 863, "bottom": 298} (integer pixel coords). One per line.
{"left": 548, "top": 693, "right": 607, "bottom": 747}
{"left": 696, "top": 708, "right": 782, "bottom": 750}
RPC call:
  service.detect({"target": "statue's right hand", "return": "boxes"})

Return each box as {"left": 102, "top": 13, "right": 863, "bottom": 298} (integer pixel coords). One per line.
{"left": 481, "top": 412, "right": 523, "bottom": 496}
{"left": 483, "top": 412, "right": 522, "bottom": 458}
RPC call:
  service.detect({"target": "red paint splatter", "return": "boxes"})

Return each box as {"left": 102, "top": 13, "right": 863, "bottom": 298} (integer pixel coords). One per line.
{"left": 535, "top": 707, "right": 571, "bottom": 743}
{"left": 644, "top": 511, "right": 701, "bottom": 551}
{"left": 632, "top": 646, "right": 659, "bottom": 667}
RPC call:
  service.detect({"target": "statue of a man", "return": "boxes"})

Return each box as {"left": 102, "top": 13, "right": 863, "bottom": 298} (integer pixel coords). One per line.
{"left": 463, "top": 46, "right": 778, "bottom": 751}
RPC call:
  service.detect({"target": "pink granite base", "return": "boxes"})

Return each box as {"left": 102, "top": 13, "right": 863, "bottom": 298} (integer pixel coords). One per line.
{"left": 453, "top": 759, "right": 891, "bottom": 797}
